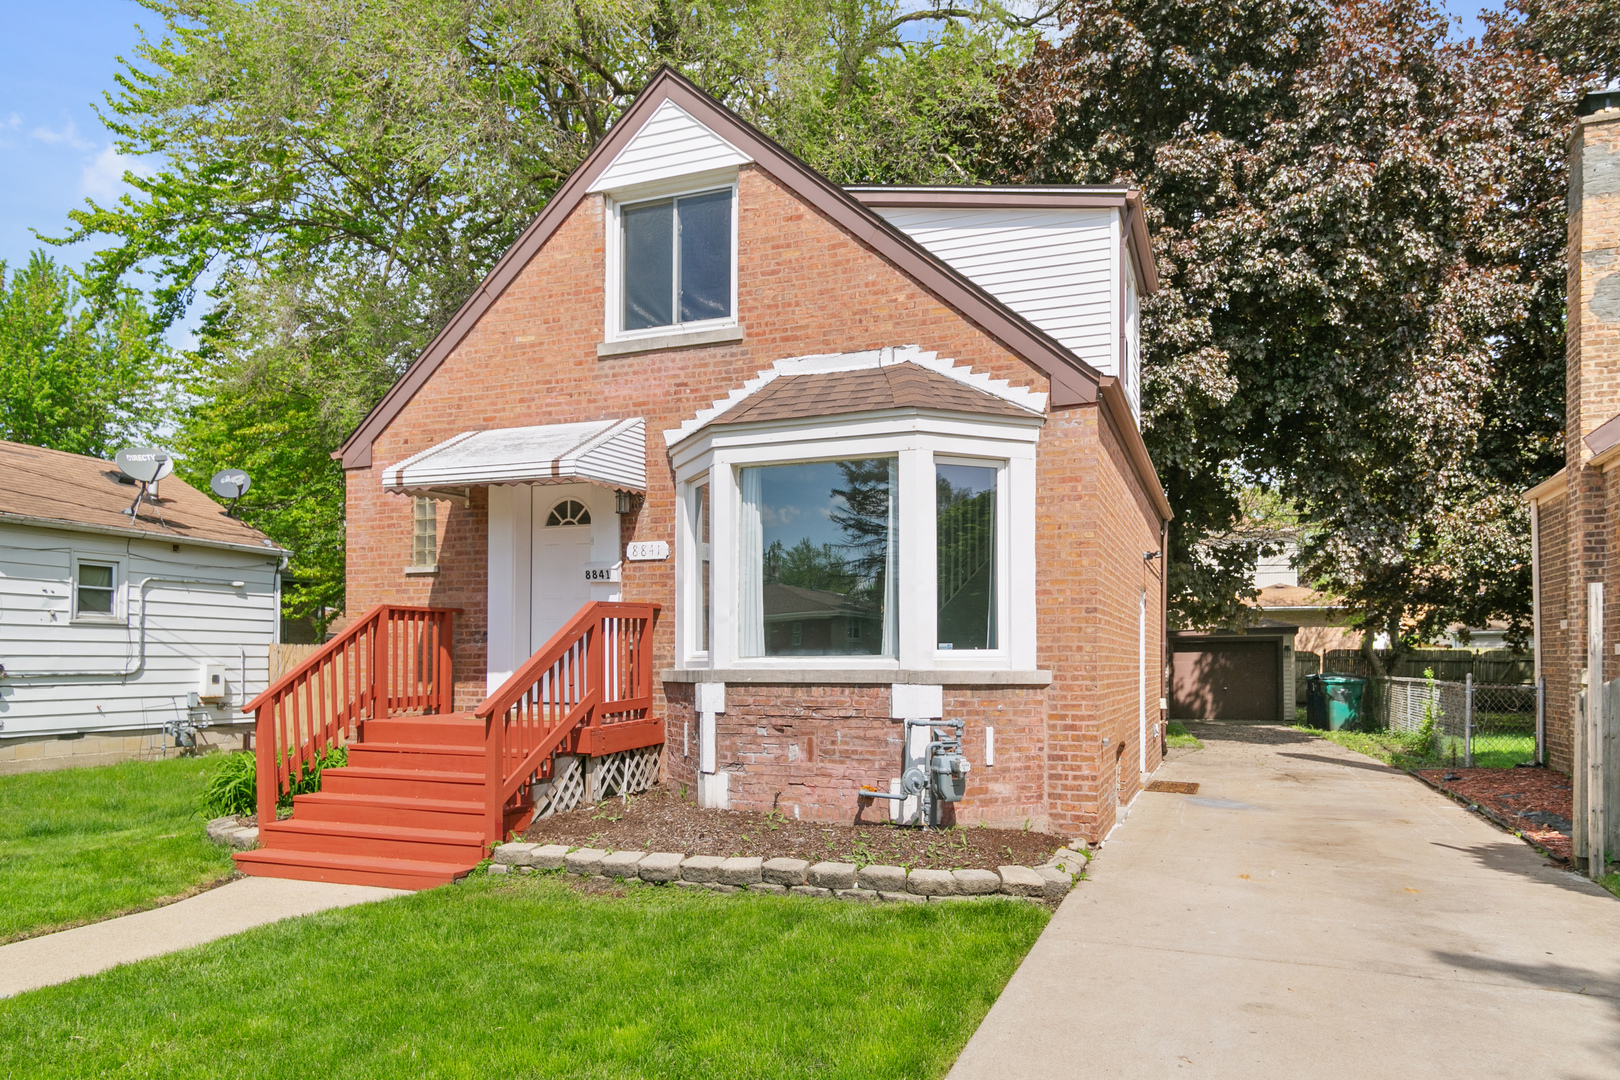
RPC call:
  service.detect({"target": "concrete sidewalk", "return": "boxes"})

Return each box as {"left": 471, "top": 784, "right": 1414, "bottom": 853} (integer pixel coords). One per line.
{"left": 0, "top": 876, "right": 404, "bottom": 998}
{"left": 949, "top": 722, "right": 1620, "bottom": 1080}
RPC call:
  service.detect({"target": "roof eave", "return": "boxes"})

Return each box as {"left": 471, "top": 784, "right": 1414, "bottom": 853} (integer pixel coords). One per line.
{"left": 1096, "top": 377, "right": 1172, "bottom": 523}
{"left": 1523, "top": 467, "right": 1568, "bottom": 503}
{"left": 0, "top": 509, "right": 288, "bottom": 559}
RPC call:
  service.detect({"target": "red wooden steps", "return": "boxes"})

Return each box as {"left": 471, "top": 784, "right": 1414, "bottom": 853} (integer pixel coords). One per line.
{"left": 233, "top": 711, "right": 522, "bottom": 890}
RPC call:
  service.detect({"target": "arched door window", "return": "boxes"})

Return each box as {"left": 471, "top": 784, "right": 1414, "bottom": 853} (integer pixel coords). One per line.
{"left": 545, "top": 499, "right": 592, "bottom": 527}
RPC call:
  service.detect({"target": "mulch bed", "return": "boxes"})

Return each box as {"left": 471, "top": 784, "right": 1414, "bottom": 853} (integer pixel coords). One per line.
{"left": 522, "top": 785, "right": 1070, "bottom": 871}
{"left": 1416, "top": 766, "right": 1573, "bottom": 861}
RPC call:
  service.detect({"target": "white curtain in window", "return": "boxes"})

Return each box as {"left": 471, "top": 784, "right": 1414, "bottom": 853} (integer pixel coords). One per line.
{"left": 883, "top": 457, "right": 899, "bottom": 656}
{"left": 739, "top": 468, "right": 765, "bottom": 656}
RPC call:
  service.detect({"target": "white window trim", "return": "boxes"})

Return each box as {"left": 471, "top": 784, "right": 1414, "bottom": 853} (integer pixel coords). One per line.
{"left": 931, "top": 453, "right": 1011, "bottom": 667}
{"left": 603, "top": 176, "right": 740, "bottom": 344}
{"left": 70, "top": 553, "right": 126, "bottom": 624}
{"left": 672, "top": 410, "right": 1040, "bottom": 673}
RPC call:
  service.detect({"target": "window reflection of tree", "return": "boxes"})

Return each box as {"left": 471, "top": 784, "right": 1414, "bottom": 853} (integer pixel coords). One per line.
{"left": 937, "top": 471, "right": 996, "bottom": 650}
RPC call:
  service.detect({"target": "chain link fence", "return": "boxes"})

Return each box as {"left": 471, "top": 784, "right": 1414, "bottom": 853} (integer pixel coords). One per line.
{"left": 1361, "top": 675, "right": 1541, "bottom": 768}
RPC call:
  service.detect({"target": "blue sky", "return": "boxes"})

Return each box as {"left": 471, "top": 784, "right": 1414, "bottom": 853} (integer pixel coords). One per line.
{"left": 0, "top": 0, "right": 1494, "bottom": 291}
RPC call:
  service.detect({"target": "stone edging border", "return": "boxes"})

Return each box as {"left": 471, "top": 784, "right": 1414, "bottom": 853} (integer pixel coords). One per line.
{"left": 205, "top": 815, "right": 259, "bottom": 850}
{"left": 488, "top": 842, "right": 1092, "bottom": 901}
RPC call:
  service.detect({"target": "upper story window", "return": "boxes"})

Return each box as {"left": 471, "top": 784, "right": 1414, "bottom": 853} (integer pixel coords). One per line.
{"left": 620, "top": 187, "right": 734, "bottom": 333}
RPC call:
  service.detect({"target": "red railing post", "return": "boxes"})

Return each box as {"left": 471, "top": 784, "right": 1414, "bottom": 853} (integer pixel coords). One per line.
{"left": 484, "top": 707, "right": 504, "bottom": 842}
{"left": 374, "top": 610, "right": 390, "bottom": 721}
{"left": 437, "top": 611, "right": 455, "bottom": 715}
{"left": 255, "top": 701, "right": 276, "bottom": 825}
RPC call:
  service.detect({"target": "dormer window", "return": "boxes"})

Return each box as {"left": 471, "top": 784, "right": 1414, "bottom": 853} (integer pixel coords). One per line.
{"left": 617, "top": 187, "right": 735, "bottom": 334}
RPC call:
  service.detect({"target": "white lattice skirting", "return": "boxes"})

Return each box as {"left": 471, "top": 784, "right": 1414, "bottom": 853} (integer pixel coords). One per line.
{"left": 529, "top": 745, "right": 662, "bottom": 820}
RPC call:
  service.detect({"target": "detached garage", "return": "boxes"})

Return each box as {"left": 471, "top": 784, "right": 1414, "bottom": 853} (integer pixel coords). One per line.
{"left": 1170, "top": 625, "right": 1297, "bottom": 723}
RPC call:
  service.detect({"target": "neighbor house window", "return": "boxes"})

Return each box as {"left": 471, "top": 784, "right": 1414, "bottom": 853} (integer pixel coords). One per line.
{"left": 75, "top": 561, "right": 117, "bottom": 618}
{"left": 411, "top": 497, "right": 437, "bottom": 568}
{"left": 737, "top": 458, "right": 897, "bottom": 657}
{"left": 936, "top": 463, "right": 998, "bottom": 650}
{"left": 622, "top": 188, "right": 733, "bottom": 332}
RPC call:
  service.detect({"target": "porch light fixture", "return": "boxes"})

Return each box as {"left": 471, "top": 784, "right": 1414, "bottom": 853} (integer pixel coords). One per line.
{"left": 615, "top": 490, "right": 643, "bottom": 515}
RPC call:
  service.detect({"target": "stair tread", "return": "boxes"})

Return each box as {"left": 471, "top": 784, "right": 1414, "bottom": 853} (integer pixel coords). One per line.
{"left": 293, "top": 791, "right": 484, "bottom": 814}
{"left": 350, "top": 741, "right": 484, "bottom": 756}
{"left": 264, "top": 819, "right": 485, "bottom": 844}
{"left": 333, "top": 765, "right": 483, "bottom": 783}
{"left": 234, "top": 849, "right": 474, "bottom": 874}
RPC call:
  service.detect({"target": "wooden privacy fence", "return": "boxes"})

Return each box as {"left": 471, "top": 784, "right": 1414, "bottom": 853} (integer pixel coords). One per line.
{"left": 475, "top": 601, "right": 660, "bottom": 842}
{"left": 1318, "top": 649, "right": 1533, "bottom": 686}
{"left": 245, "top": 604, "right": 455, "bottom": 823}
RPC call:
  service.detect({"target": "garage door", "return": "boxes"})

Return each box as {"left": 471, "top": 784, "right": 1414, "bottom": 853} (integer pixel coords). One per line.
{"left": 1171, "top": 641, "right": 1280, "bottom": 721}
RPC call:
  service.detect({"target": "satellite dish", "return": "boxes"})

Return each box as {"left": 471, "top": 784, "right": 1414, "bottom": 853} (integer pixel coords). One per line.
{"left": 210, "top": 469, "right": 252, "bottom": 500}
{"left": 116, "top": 447, "right": 171, "bottom": 484}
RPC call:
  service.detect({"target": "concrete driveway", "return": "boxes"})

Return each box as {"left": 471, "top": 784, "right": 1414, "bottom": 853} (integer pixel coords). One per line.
{"left": 949, "top": 722, "right": 1620, "bottom": 1080}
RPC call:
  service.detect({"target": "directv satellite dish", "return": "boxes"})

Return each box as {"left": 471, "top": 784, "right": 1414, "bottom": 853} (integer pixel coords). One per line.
{"left": 115, "top": 447, "right": 171, "bottom": 484}
{"left": 210, "top": 469, "right": 252, "bottom": 499}
{"left": 210, "top": 468, "right": 252, "bottom": 517}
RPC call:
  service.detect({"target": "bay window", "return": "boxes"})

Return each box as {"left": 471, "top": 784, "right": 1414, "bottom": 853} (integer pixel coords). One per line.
{"left": 671, "top": 409, "right": 1038, "bottom": 673}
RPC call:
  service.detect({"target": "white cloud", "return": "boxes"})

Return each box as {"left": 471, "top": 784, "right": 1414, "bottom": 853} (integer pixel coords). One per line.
{"left": 30, "top": 120, "right": 93, "bottom": 150}
{"left": 4, "top": 113, "right": 19, "bottom": 129}
{"left": 81, "top": 145, "right": 152, "bottom": 202}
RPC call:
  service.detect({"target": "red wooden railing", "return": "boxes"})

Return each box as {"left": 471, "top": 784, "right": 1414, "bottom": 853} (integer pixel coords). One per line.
{"left": 474, "top": 601, "right": 660, "bottom": 841}
{"left": 245, "top": 604, "right": 455, "bottom": 824}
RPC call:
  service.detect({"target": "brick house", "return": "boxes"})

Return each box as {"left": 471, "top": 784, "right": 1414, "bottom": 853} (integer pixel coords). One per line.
{"left": 1525, "top": 84, "right": 1620, "bottom": 779}
{"left": 251, "top": 68, "right": 1169, "bottom": 885}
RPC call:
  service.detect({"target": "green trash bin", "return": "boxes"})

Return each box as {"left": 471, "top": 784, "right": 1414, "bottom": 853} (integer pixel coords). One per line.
{"left": 1318, "top": 674, "right": 1367, "bottom": 731}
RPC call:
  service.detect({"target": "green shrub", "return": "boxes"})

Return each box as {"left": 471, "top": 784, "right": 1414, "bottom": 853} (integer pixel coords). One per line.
{"left": 199, "top": 744, "right": 348, "bottom": 819}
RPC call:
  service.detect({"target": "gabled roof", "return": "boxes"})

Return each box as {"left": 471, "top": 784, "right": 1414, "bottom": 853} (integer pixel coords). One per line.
{"left": 0, "top": 440, "right": 284, "bottom": 556}
{"left": 336, "top": 67, "right": 1145, "bottom": 471}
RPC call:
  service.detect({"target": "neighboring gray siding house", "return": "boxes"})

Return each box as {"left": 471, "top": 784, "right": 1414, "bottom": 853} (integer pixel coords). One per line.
{"left": 0, "top": 440, "right": 285, "bottom": 773}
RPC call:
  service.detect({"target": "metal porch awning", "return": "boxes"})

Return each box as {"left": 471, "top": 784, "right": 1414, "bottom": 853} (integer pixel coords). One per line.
{"left": 381, "top": 418, "right": 646, "bottom": 495}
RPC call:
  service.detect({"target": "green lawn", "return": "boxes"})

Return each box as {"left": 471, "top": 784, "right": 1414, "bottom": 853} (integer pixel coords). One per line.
{"left": 1291, "top": 725, "right": 1438, "bottom": 769}
{"left": 0, "top": 757, "right": 235, "bottom": 943}
{"left": 1292, "top": 727, "right": 1536, "bottom": 770}
{"left": 0, "top": 873, "right": 1048, "bottom": 1079}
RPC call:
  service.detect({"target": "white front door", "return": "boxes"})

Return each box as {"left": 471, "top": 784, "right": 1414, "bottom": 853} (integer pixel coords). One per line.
{"left": 532, "top": 500, "right": 594, "bottom": 648}
{"left": 486, "top": 484, "right": 619, "bottom": 692}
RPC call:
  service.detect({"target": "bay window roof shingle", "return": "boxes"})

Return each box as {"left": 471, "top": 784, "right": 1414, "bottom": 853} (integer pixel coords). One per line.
{"left": 711, "top": 362, "right": 1037, "bottom": 428}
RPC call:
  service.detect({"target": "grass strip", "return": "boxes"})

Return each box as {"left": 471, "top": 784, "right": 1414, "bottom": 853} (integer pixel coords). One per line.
{"left": 0, "top": 757, "right": 234, "bottom": 942}
{"left": 0, "top": 873, "right": 1047, "bottom": 1079}
{"left": 1165, "top": 722, "right": 1202, "bottom": 749}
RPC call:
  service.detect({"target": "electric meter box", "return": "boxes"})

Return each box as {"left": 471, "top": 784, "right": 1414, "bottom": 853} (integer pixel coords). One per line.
{"left": 197, "top": 662, "right": 229, "bottom": 703}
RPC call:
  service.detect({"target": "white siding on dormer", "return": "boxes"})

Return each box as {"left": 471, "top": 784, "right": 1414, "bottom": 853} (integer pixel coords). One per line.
{"left": 875, "top": 206, "right": 1119, "bottom": 376}
{"left": 588, "top": 100, "right": 752, "bottom": 193}
{"left": 1123, "top": 248, "right": 1141, "bottom": 421}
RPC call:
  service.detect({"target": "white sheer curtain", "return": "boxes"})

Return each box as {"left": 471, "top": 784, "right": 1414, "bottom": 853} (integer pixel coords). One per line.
{"left": 882, "top": 457, "right": 899, "bottom": 656}
{"left": 738, "top": 468, "right": 765, "bottom": 657}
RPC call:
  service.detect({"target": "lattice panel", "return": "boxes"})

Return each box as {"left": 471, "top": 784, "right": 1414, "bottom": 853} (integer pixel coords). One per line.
{"left": 532, "top": 756, "right": 585, "bottom": 820}
{"left": 591, "top": 746, "right": 662, "bottom": 801}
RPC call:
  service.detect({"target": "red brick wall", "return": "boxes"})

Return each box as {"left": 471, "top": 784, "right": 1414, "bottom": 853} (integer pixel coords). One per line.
{"left": 1538, "top": 490, "right": 1572, "bottom": 772}
{"left": 345, "top": 162, "right": 1167, "bottom": 837}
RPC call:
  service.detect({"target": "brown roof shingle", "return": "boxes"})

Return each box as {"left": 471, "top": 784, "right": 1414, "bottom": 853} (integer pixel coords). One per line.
{"left": 0, "top": 440, "right": 282, "bottom": 553}
{"left": 712, "top": 363, "right": 1038, "bottom": 428}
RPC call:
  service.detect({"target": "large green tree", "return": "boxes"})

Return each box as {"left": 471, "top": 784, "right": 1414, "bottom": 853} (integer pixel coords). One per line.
{"left": 994, "top": 0, "right": 1619, "bottom": 663}
{"left": 0, "top": 251, "right": 169, "bottom": 458}
{"left": 64, "top": 0, "right": 1028, "bottom": 628}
